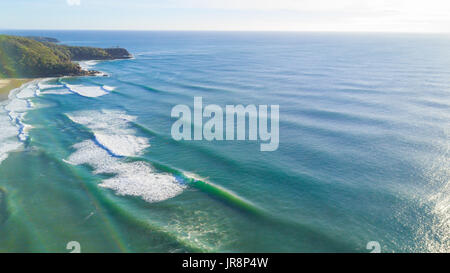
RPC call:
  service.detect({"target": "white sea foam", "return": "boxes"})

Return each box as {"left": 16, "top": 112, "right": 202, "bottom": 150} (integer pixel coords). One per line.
{"left": 39, "top": 88, "right": 73, "bottom": 95}
{"left": 15, "top": 86, "right": 36, "bottom": 99}
{"left": 77, "top": 60, "right": 110, "bottom": 76}
{"left": 35, "top": 80, "right": 71, "bottom": 96}
{"left": 7, "top": 112, "right": 31, "bottom": 142}
{"left": 4, "top": 98, "right": 29, "bottom": 113}
{"left": 66, "top": 139, "right": 186, "bottom": 202}
{"left": 183, "top": 171, "right": 208, "bottom": 182}
{"left": 65, "top": 109, "right": 186, "bottom": 202}
{"left": 0, "top": 81, "right": 39, "bottom": 164}
{"left": 4, "top": 82, "right": 37, "bottom": 142}
{"left": 38, "top": 82, "right": 62, "bottom": 90}
{"left": 0, "top": 141, "right": 22, "bottom": 164}
{"left": 102, "top": 85, "right": 116, "bottom": 91}
{"left": 66, "top": 110, "right": 150, "bottom": 157}
{"left": 0, "top": 113, "right": 22, "bottom": 164}
{"left": 65, "top": 84, "right": 110, "bottom": 98}
{"left": 78, "top": 60, "right": 99, "bottom": 70}
{"left": 94, "top": 132, "right": 149, "bottom": 157}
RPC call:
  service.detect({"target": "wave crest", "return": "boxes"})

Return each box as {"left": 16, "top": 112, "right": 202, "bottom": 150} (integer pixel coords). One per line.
{"left": 65, "top": 110, "right": 186, "bottom": 202}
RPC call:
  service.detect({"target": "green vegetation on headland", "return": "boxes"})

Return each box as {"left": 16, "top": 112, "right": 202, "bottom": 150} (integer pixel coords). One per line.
{"left": 0, "top": 35, "right": 132, "bottom": 78}
{"left": 26, "top": 36, "right": 60, "bottom": 43}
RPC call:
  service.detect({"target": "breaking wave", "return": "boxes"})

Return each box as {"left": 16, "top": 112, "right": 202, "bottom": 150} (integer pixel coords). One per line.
{"left": 0, "top": 81, "right": 38, "bottom": 164}
{"left": 65, "top": 109, "right": 186, "bottom": 202}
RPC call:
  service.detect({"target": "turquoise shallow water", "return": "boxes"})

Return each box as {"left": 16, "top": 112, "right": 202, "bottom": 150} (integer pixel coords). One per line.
{"left": 0, "top": 31, "right": 449, "bottom": 252}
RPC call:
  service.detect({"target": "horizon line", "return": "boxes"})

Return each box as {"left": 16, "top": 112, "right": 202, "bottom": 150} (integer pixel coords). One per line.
{"left": 1, "top": 29, "right": 450, "bottom": 35}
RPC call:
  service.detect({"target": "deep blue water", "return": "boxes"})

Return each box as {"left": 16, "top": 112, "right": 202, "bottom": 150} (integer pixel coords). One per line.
{"left": 0, "top": 31, "right": 449, "bottom": 252}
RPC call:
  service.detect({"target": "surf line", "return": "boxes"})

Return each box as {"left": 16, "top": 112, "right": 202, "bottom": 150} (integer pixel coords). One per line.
{"left": 171, "top": 97, "right": 279, "bottom": 152}
{"left": 92, "top": 136, "right": 124, "bottom": 158}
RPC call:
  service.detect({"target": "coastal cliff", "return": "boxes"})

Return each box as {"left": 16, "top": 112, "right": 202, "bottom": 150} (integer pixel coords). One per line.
{"left": 0, "top": 35, "right": 132, "bottom": 78}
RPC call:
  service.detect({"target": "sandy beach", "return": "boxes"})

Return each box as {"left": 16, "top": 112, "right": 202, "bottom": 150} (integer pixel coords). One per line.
{"left": 0, "top": 79, "right": 34, "bottom": 101}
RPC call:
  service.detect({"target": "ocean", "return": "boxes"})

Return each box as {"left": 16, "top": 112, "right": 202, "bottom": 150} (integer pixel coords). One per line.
{"left": 0, "top": 31, "right": 448, "bottom": 252}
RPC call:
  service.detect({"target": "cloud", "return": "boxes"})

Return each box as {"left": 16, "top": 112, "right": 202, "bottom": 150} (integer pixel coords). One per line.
{"left": 67, "top": 0, "right": 81, "bottom": 6}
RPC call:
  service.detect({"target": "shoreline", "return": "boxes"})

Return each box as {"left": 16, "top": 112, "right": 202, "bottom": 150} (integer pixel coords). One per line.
{"left": 0, "top": 59, "right": 118, "bottom": 103}
{"left": 0, "top": 79, "right": 36, "bottom": 102}
{"left": 0, "top": 58, "right": 120, "bottom": 102}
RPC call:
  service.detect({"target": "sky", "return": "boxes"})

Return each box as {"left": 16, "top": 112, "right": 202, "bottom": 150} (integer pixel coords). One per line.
{"left": 1, "top": 0, "right": 450, "bottom": 32}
